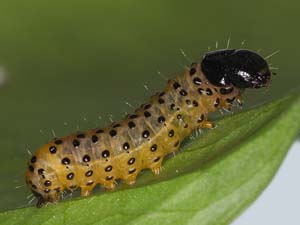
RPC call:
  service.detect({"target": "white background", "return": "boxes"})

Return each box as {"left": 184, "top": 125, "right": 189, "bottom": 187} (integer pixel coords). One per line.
{"left": 232, "top": 140, "right": 300, "bottom": 225}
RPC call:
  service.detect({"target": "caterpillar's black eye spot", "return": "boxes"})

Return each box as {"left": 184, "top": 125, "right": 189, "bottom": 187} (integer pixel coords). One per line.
{"left": 113, "top": 123, "right": 121, "bottom": 128}
{"left": 157, "top": 116, "right": 165, "bottom": 123}
{"left": 185, "top": 99, "right": 191, "bottom": 105}
{"left": 143, "top": 104, "right": 151, "bottom": 110}
{"left": 28, "top": 165, "right": 34, "bottom": 172}
{"left": 102, "top": 150, "right": 110, "bottom": 158}
{"left": 44, "top": 189, "right": 51, "bottom": 193}
{"left": 31, "top": 156, "right": 37, "bottom": 163}
{"left": 142, "top": 130, "right": 150, "bottom": 138}
{"left": 198, "top": 88, "right": 204, "bottom": 94}
{"left": 85, "top": 170, "right": 93, "bottom": 177}
{"left": 38, "top": 168, "right": 45, "bottom": 175}
{"left": 189, "top": 68, "right": 196, "bottom": 76}
{"left": 91, "top": 135, "right": 98, "bottom": 143}
{"left": 54, "top": 139, "right": 63, "bottom": 145}
{"left": 44, "top": 180, "right": 52, "bottom": 187}
{"left": 67, "top": 172, "right": 74, "bottom": 180}
{"left": 168, "top": 130, "right": 175, "bottom": 137}
{"left": 83, "top": 154, "right": 91, "bottom": 162}
{"left": 109, "top": 129, "right": 117, "bottom": 137}
{"left": 193, "top": 77, "right": 202, "bottom": 85}
{"left": 173, "top": 82, "right": 181, "bottom": 90}
{"left": 154, "top": 157, "right": 161, "bottom": 162}
{"left": 150, "top": 144, "right": 157, "bottom": 152}
{"left": 123, "top": 142, "right": 130, "bottom": 150}
{"left": 206, "top": 88, "right": 213, "bottom": 95}
{"left": 128, "top": 157, "right": 135, "bottom": 165}
{"left": 184, "top": 124, "right": 189, "bottom": 128}
{"left": 106, "top": 176, "right": 114, "bottom": 181}
{"left": 73, "top": 139, "right": 80, "bottom": 148}
{"left": 158, "top": 98, "right": 165, "bottom": 104}
{"left": 129, "top": 114, "right": 138, "bottom": 119}
{"left": 105, "top": 165, "right": 112, "bottom": 172}
{"left": 177, "top": 114, "right": 182, "bottom": 119}
{"left": 179, "top": 89, "right": 188, "bottom": 96}
{"left": 144, "top": 111, "right": 151, "bottom": 118}
{"left": 192, "top": 100, "right": 199, "bottom": 107}
{"left": 76, "top": 133, "right": 85, "bottom": 139}
{"left": 220, "top": 87, "right": 234, "bottom": 95}
{"left": 96, "top": 129, "right": 104, "bottom": 134}
{"left": 201, "top": 49, "right": 271, "bottom": 88}
{"left": 128, "top": 121, "right": 136, "bottom": 129}
{"left": 49, "top": 146, "right": 57, "bottom": 154}
{"left": 197, "top": 114, "right": 204, "bottom": 123}
{"left": 86, "top": 181, "right": 94, "bottom": 186}
{"left": 62, "top": 157, "right": 70, "bottom": 165}
{"left": 129, "top": 168, "right": 136, "bottom": 174}
{"left": 214, "top": 98, "right": 220, "bottom": 107}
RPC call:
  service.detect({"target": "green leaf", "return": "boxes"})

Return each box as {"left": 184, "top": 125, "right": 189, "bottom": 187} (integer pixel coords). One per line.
{"left": 0, "top": 93, "right": 299, "bottom": 225}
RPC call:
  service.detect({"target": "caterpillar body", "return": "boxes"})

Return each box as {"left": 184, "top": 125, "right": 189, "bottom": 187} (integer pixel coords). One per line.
{"left": 26, "top": 49, "right": 272, "bottom": 207}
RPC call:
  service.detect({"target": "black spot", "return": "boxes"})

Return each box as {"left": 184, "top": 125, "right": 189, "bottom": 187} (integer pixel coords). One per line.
{"left": 154, "top": 157, "right": 161, "bottom": 162}
{"left": 193, "top": 77, "right": 202, "bottom": 85}
{"left": 157, "top": 116, "right": 165, "bottom": 123}
{"left": 44, "top": 189, "right": 50, "bottom": 193}
{"left": 76, "top": 133, "right": 85, "bottom": 139}
{"left": 67, "top": 172, "right": 74, "bottom": 180}
{"left": 31, "top": 156, "right": 37, "bottom": 163}
{"left": 128, "top": 157, "right": 135, "bottom": 165}
{"left": 186, "top": 99, "right": 191, "bottom": 105}
{"left": 73, "top": 139, "right": 80, "bottom": 148}
{"left": 214, "top": 98, "right": 220, "bottom": 107}
{"left": 28, "top": 165, "right": 34, "bottom": 172}
{"left": 91, "top": 135, "right": 98, "bottom": 143}
{"left": 158, "top": 98, "right": 165, "bottom": 104}
{"left": 177, "top": 114, "right": 182, "bottom": 119}
{"left": 32, "top": 184, "right": 37, "bottom": 189}
{"left": 144, "top": 111, "right": 151, "bottom": 117}
{"left": 113, "top": 123, "right": 121, "bottom": 128}
{"left": 54, "top": 139, "right": 63, "bottom": 145}
{"left": 143, "top": 104, "right": 151, "bottom": 110}
{"left": 206, "top": 88, "right": 213, "bottom": 95}
{"left": 168, "top": 130, "right": 175, "bottom": 137}
{"left": 38, "top": 168, "right": 45, "bottom": 175}
{"left": 96, "top": 129, "right": 104, "bottom": 133}
{"left": 198, "top": 88, "right": 204, "bottom": 94}
{"left": 159, "top": 92, "right": 165, "bottom": 97}
{"left": 142, "top": 130, "right": 150, "bottom": 138}
{"left": 173, "top": 82, "right": 181, "bottom": 90}
{"left": 83, "top": 155, "right": 91, "bottom": 162}
{"left": 198, "top": 114, "right": 204, "bottom": 123}
{"left": 109, "top": 129, "right": 117, "bottom": 137}
{"left": 192, "top": 100, "right": 199, "bottom": 107}
{"left": 151, "top": 144, "right": 157, "bottom": 152}
{"left": 174, "top": 141, "right": 180, "bottom": 147}
{"left": 220, "top": 87, "right": 234, "bottom": 95}
{"left": 170, "top": 104, "right": 176, "bottom": 110}
{"left": 44, "top": 180, "right": 51, "bottom": 187}
{"left": 129, "top": 114, "right": 138, "bottom": 119}
{"left": 123, "top": 142, "right": 130, "bottom": 150}
{"left": 61, "top": 157, "right": 70, "bottom": 165}
{"left": 105, "top": 165, "right": 112, "bottom": 172}
{"left": 86, "top": 181, "right": 94, "bottom": 186}
{"left": 102, "top": 150, "right": 110, "bottom": 158}
{"left": 128, "top": 121, "right": 136, "bottom": 129}
{"left": 226, "top": 97, "right": 236, "bottom": 103}
{"left": 85, "top": 170, "right": 93, "bottom": 177}
{"left": 49, "top": 146, "right": 57, "bottom": 154}
{"left": 189, "top": 68, "right": 196, "bottom": 75}
{"left": 184, "top": 124, "right": 189, "bottom": 128}
{"left": 129, "top": 168, "right": 136, "bottom": 174}
{"left": 106, "top": 176, "right": 114, "bottom": 181}
{"left": 179, "top": 89, "right": 188, "bottom": 96}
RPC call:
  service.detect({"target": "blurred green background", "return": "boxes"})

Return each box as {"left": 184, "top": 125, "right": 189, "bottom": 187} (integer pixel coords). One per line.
{"left": 0, "top": 0, "right": 299, "bottom": 212}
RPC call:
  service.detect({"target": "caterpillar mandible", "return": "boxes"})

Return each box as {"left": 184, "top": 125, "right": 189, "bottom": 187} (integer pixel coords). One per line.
{"left": 26, "top": 49, "right": 272, "bottom": 207}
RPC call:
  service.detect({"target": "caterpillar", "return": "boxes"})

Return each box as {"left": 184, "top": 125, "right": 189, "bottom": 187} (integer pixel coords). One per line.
{"left": 26, "top": 49, "right": 272, "bottom": 207}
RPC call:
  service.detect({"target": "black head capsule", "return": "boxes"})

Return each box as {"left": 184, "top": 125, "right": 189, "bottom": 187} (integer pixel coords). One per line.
{"left": 201, "top": 49, "right": 272, "bottom": 88}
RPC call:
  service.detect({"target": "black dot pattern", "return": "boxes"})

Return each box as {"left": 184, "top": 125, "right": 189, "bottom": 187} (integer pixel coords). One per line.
{"left": 49, "top": 146, "right": 57, "bottom": 154}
